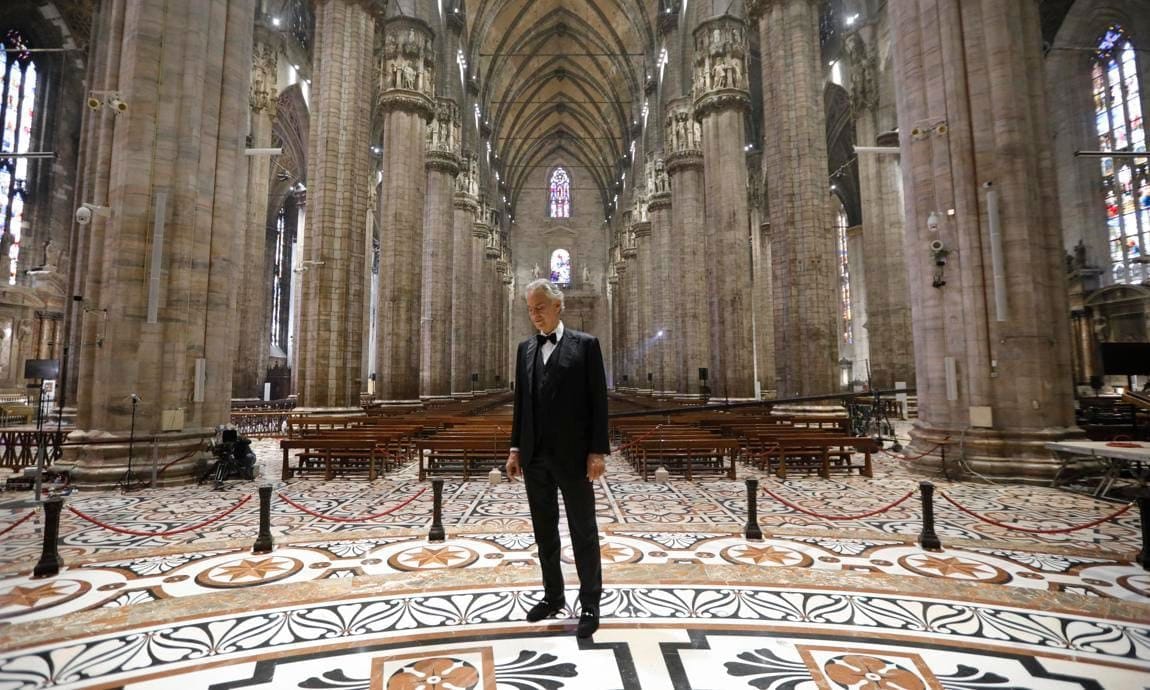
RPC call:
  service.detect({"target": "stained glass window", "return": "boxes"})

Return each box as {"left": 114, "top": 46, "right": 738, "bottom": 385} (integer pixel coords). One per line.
{"left": 550, "top": 248, "right": 571, "bottom": 287}
{"left": 1093, "top": 25, "right": 1148, "bottom": 285}
{"left": 1, "top": 31, "right": 37, "bottom": 285}
{"left": 270, "top": 207, "right": 287, "bottom": 352}
{"left": 835, "top": 199, "right": 853, "bottom": 345}
{"left": 549, "top": 167, "right": 570, "bottom": 218}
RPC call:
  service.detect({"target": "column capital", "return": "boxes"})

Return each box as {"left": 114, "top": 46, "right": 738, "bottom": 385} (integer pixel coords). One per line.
{"left": 648, "top": 191, "right": 672, "bottom": 211}
{"left": 427, "top": 97, "right": 462, "bottom": 160}
{"left": 665, "top": 150, "right": 703, "bottom": 173}
{"left": 453, "top": 192, "right": 479, "bottom": 212}
{"left": 249, "top": 35, "right": 279, "bottom": 116}
{"left": 426, "top": 151, "right": 461, "bottom": 174}
{"left": 632, "top": 220, "right": 652, "bottom": 239}
{"left": 664, "top": 97, "right": 703, "bottom": 161}
{"left": 473, "top": 220, "right": 491, "bottom": 240}
{"left": 378, "top": 17, "right": 436, "bottom": 118}
{"left": 691, "top": 16, "right": 750, "bottom": 117}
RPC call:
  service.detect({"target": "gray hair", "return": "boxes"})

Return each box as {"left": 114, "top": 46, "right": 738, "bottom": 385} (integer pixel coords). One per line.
{"left": 524, "top": 278, "right": 564, "bottom": 308}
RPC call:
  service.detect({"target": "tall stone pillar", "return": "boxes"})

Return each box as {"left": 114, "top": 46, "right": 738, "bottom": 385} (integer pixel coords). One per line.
{"left": 633, "top": 207, "right": 655, "bottom": 393}
{"left": 233, "top": 25, "right": 279, "bottom": 400}
{"left": 860, "top": 130, "right": 914, "bottom": 389}
{"left": 497, "top": 257, "right": 511, "bottom": 388}
{"left": 664, "top": 98, "right": 709, "bottom": 396}
{"left": 420, "top": 99, "right": 460, "bottom": 399}
{"left": 750, "top": 0, "right": 839, "bottom": 397}
{"left": 470, "top": 205, "right": 491, "bottom": 392}
{"left": 891, "top": 0, "right": 1075, "bottom": 479}
{"left": 483, "top": 232, "right": 501, "bottom": 390}
{"left": 693, "top": 16, "right": 755, "bottom": 399}
{"left": 376, "top": 17, "right": 435, "bottom": 402}
{"left": 450, "top": 156, "right": 478, "bottom": 396}
{"left": 648, "top": 159, "right": 674, "bottom": 394}
{"left": 296, "top": 0, "right": 376, "bottom": 409}
{"left": 623, "top": 224, "right": 639, "bottom": 390}
{"left": 67, "top": 0, "right": 257, "bottom": 486}
{"left": 607, "top": 265, "right": 619, "bottom": 386}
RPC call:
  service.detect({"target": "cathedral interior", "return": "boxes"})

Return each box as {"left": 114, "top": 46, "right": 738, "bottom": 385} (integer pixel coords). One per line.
{"left": 0, "top": 0, "right": 1148, "bottom": 688}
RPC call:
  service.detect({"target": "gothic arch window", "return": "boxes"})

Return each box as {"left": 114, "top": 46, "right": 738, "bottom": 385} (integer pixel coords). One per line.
{"left": 550, "top": 248, "right": 571, "bottom": 287}
{"left": 549, "top": 167, "right": 571, "bottom": 218}
{"left": 1, "top": 31, "right": 38, "bottom": 285}
{"left": 1093, "top": 25, "right": 1148, "bottom": 284}
{"left": 834, "top": 197, "right": 853, "bottom": 345}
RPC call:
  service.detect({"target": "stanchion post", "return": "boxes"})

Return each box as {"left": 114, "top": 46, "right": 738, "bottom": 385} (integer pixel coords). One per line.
{"left": 252, "top": 484, "right": 274, "bottom": 554}
{"left": 33, "top": 498, "right": 64, "bottom": 578}
{"left": 918, "top": 481, "right": 942, "bottom": 551}
{"left": 1136, "top": 489, "right": 1149, "bottom": 571}
{"left": 744, "top": 478, "right": 763, "bottom": 540}
{"left": 428, "top": 478, "right": 445, "bottom": 542}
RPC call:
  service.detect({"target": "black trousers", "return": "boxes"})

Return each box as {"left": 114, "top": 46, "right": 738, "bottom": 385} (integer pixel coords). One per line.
{"left": 523, "top": 457, "right": 602, "bottom": 610}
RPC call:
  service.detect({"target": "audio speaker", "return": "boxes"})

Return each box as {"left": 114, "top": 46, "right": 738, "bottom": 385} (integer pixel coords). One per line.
{"left": 698, "top": 367, "right": 708, "bottom": 382}
{"left": 24, "top": 359, "right": 59, "bottom": 380}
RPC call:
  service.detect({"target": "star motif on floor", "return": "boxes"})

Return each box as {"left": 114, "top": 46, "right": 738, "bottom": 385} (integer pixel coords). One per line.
{"left": 600, "top": 543, "right": 632, "bottom": 562}
{"left": 910, "top": 555, "right": 991, "bottom": 578}
{"left": 0, "top": 582, "right": 74, "bottom": 609}
{"left": 214, "top": 558, "right": 291, "bottom": 582}
{"left": 736, "top": 545, "right": 797, "bottom": 565}
{"left": 403, "top": 547, "right": 466, "bottom": 568}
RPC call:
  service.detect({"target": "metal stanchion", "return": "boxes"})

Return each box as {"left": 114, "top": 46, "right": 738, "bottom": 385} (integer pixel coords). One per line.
{"left": 1137, "top": 490, "right": 1149, "bottom": 572}
{"left": 252, "top": 484, "right": 274, "bottom": 554}
{"left": 428, "top": 478, "right": 445, "bottom": 542}
{"left": 744, "top": 478, "right": 763, "bottom": 540}
{"left": 918, "top": 481, "right": 942, "bottom": 551}
{"left": 33, "top": 498, "right": 63, "bottom": 578}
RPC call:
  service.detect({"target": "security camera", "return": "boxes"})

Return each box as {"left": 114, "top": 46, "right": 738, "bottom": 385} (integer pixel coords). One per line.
{"left": 74, "top": 206, "right": 92, "bottom": 225}
{"left": 75, "top": 203, "right": 111, "bottom": 225}
{"left": 108, "top": 96, "right": 127, "bottom": 113}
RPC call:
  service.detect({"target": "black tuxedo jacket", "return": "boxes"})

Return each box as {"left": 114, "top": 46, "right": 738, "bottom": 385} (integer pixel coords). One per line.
{"left": 510, "top": 327, "right": 610, "bottom": 479}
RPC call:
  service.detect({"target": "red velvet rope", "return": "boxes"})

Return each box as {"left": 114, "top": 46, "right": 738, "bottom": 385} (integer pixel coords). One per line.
{"left": 611, "top": 424, "right": 665, "bottom": 454}
{"left": 939, "top": 492, "right": 1135, "bottom": 534}
{"left": 277, "top": 487, "right": 427, "bottom": 522}
{"left": 0, "top": 510, "right": 36, "bottom": 537}
{"left": 762, "top": 486, "right": 916, "bottom": 520}
{"left": 66, "top": 495, "right": 252, "bottom": 536}
{"left": 879, "top": 437, "right": 951, "bottom": 461}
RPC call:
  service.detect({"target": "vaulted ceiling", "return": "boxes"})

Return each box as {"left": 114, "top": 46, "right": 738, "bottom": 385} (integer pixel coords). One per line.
{"left": 466, "top": 0, "right": 657, "bottom": 217}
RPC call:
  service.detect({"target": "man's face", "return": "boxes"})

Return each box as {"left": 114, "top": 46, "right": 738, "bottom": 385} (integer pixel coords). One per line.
{"left": 526, "top": 290, "right": 562, "bottom": 334}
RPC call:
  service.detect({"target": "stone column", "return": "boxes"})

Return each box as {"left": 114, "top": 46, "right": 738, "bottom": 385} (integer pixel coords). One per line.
{"left": 623, "top": 224, "right": 639, "bottom": 390}
{"left": 858, "top": 129, "right": 914, "bottom": 389}
{"left": 607, "top": 265, "right": 620, "bottom": 385}
{"left": 376, "top": 17, "right": 435, "bottom": 402}
{"left": 633, "top": 215, "right": 652, "bottom": 393}
{"left": 450, "top": 157, "right": 478, "bottom": 397}
{"left": 497, "top": 257, "right": 511, "bottom": 388}
{"left": 892, "top": 0, "right": 1075, "bottom": 479}
{"left": 296, "top": 0, "right": 376, "bottom": 409}
{"left": 664, "top": 97, "right": 709, "bottom": 397}
{"left": 483, "top": 232, "right": 501, "bottom": 390}
{"left": 67, "top": 0, "right": 257, "bottom": 486}
{"left": 420, "top": 98, "right": 460, "bottom": 399}
{"left": 648, "top": 165, "right": 674, "bottom": 393}
{"left": 693, "top": 16, "right": 755, "bottom": 399}
{"left": 470, "top": 207, "right": 490, "bottom": 392}
{"left": 750, "top": 0, "right": 839, "bottom": 397}
{"left": 232, "top": 25, "right": 279, "bottom": 400}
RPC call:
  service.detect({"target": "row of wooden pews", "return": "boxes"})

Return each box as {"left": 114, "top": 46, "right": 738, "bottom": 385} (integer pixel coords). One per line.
{"left": 279, "top": 394, "right": 513, "bottom": 481}
{"left": 610, "top": 401, "right": 877, "bottom": 480}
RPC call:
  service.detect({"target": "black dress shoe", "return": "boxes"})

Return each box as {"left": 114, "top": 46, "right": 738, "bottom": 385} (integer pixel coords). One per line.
{"left": 526, "top": 598, "right": 566, "bottom": 622}
{"left": 576, "top": 609, "right": 599, "bottom": 638}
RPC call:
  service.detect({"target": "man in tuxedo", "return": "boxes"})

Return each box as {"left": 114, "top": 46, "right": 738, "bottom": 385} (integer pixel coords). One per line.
{"left": 506, "top": 278, "right": 609, "bottom": 639}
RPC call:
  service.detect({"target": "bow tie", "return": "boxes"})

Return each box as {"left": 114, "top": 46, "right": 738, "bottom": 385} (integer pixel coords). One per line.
{"left": 536, "top": 332, "right": 557, "bottom": 346}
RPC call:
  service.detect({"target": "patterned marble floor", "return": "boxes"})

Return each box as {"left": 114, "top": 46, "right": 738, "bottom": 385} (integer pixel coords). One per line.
{"left": 0, "top": 436, "right": 1147, "bottom": 688}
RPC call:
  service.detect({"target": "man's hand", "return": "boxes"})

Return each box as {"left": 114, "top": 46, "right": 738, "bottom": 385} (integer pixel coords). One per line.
{"left": 586, "top": 453, "right": 606, "bottom": 481}
{"left": 506, "top": 450, "right": 521, "bottom": 481}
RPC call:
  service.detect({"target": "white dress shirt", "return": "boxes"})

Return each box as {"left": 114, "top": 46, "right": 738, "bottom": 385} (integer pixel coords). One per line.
{"left": 540, "top": 321, "right": 565, "bottom": 365}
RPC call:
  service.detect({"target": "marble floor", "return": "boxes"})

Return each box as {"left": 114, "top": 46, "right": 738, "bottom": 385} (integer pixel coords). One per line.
{"left": 0, "top": 436, "right": 1147, "bottom": 689}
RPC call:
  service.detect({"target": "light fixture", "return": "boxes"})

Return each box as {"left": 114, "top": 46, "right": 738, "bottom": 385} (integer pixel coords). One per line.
{"left": 271, "top": 16, "right": 281, "bottom": 27}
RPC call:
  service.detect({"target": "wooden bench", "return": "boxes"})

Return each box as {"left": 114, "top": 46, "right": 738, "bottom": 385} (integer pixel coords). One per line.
{"left": 280, "top": 438, "right": 382, "bottom": 480}
{"left": 414, "top": 437, "right": 508, "bottom": 480}
{"left": 771, "top": 435, "right": 878, "bottom": 479}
